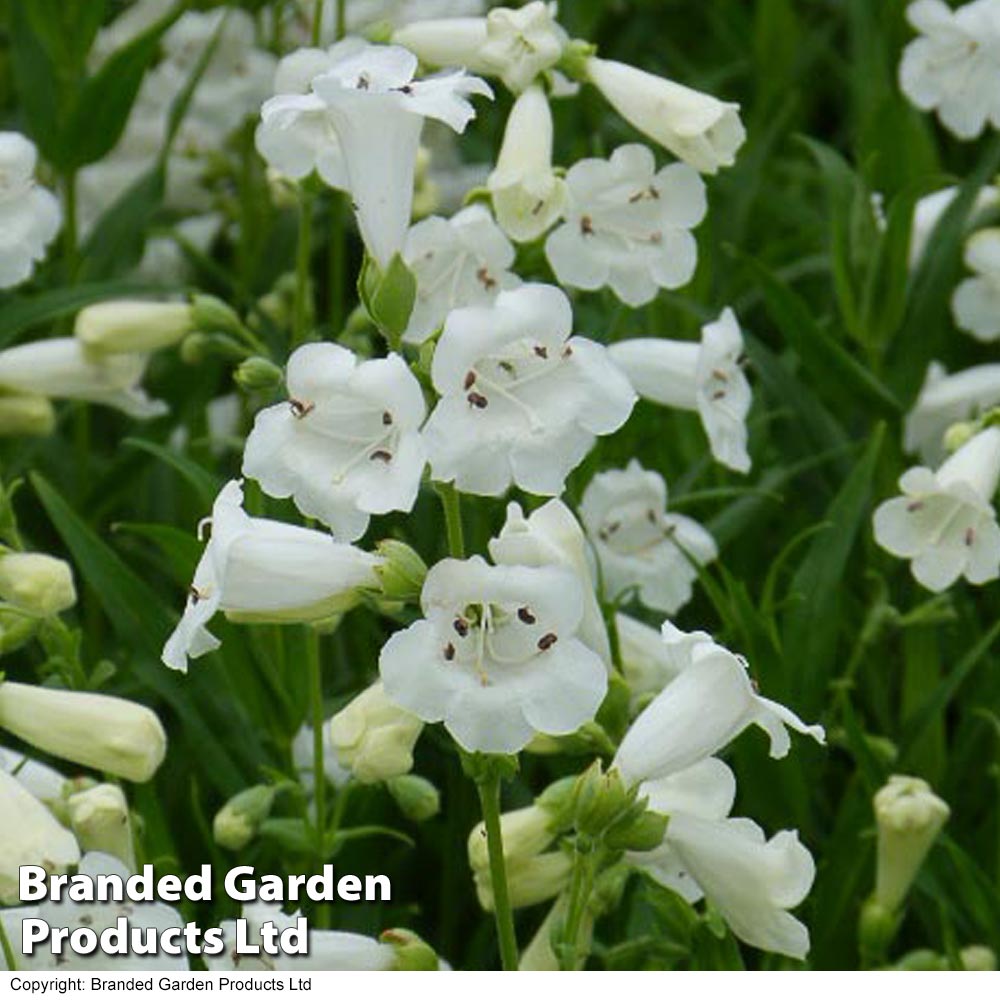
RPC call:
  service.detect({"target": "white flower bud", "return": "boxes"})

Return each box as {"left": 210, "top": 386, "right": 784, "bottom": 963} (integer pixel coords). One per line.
{"left": 213, "top": 785, "right": 276, "bottom": 851}
{"left": 329, "top": 681, "right": 423, "bottom": 784}
{"left": 0, "top": 747, "right": 67, "bottom": 806}
{"left": 0, "top": 682, "right": 167, "bottom": 783}
{"left": 0, "top": 551, "right": 76, "bottom": 617}
{"left": 874, "top": 774, "right": 950, "bottom": 913}
{"left": 961, "top": 945, "right": 996, "bottom": 971}
{"left": 67, "top": 783, "right": 134, "bottom": 869}
{"left": 467, "top": 803, "right": 555, "bottom": 873}
{"left": 386, "top": 774, "right": 440, "bottom": 822}
{"left": 75, "top": 301, "right": 195, "bottom": 356}
{"left": 474, "top": 850, "right": 571, "bottom": 912}
{"left": 0, "top": 394, "right": 55, "bottom": 437}
{"left": 0, "top": 768, "right": 79, "bottom": 905}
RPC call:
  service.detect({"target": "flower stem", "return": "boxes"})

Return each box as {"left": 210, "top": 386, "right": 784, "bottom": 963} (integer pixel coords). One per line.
{"left": 307, "top": 627, "right": 326, "bottom": 858}
{"left": 476, "top": 769, "right": 520, "bottom": 971}
{"left": 294, "top": 189, "right": 314, "bottom": 347}
{"left": 435, "top": 482, "right": 465, "bottom": 559}
{"left": 558, "top": 841, "right": 597, "bottom": 970}
{"left": 0, "top": 915, "right": 17, "bottom": 971}
{"left": 336, "top": 0, "right": 347, "bottom": 37}
{"left": 311, "top": 0, "right": 324, "bottom": 45}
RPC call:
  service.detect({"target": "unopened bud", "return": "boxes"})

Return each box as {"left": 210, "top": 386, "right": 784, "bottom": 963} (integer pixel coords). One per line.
{"left": 380, "top": 928, "right": 438, "bottom": 971}
{"left": 943, "top": 420, "right": 976, "bottom": 453}
{"left": 373, "top": 540, "right": 427, "bottom": 602}
{"left": 468, "top": 804, "right": 555, "bottom": 874}
{"left": 234, "top": 356, "right": 284, "bottom": 393}
{"left": 76, "top": 301, "right": 194, "bottom": 355}
{"left": 190, "top": 294, "right": 245, "bottom": 338}
{"left": 180, "top": 332, "right": 247, "bottom": 364}
{"left": 960, "top": 945, "right": 996, "bottom": 971}
{"left": 213, "top": 785, "right": 277, "bottom": 850}
{"left": 571, "top": 760, "right": 633, "bottom": 838}
{"left": 67, "top": 783, "right": 134, "bottom": 868}
{"left": 0, "top": 551, "right": 76, "bottom": 617}
{"left": 0, "top": 394, "right": 55, "bottom": 437}
{"left": 475, "top": 850, "right": 571, "bottom": 912}
{"left": 386, "top": 774, "right": 440, "bottom": 822}
{"left": 358, "top": 252, "right": 416, "bottom": 348}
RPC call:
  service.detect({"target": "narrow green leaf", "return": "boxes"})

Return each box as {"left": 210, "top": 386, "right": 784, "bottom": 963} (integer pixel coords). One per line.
{"left": 124, "top": 438, "right": 221, "bottom": 508}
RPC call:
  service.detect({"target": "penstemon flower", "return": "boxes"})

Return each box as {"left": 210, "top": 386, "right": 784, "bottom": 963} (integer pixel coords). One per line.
{"left": 0, "top": 132, "right": 61, "bottom": 289}
{"left": 899, "top": 0, "right": 1000, "bottom": 140}
{"left": 873, "top": 426, "right": 1000, "bottom": 592}
{"left": 259, "top": 42, "right": 492, "bottom": 268}
{"left": 379, "top": 555, "right": 608, "bottom": 754}
{"left": 952, "top": 228, "right": 1000, "bottom": 341}
{"left": 545, "top": 144, "right": 706, "bottom": 307}
{"left": 0, "top": 338, "right": 166, "bottom": 419}
{"left": 423, "top": 284, "right": 635, "bottom": 496}
{"left": 242, "top": 343, "right": 427, "bottom": 540}
{"left": 584, "top": 57, "right": 745, "bottom": 174}
{"left": 616, "top": 614, "right": 702, "bottom": 709}
{"left": 487, "top": 85, "right": 567, "bottom": 243}
{"left": 0, "top": 747, "right": 67, "bottom": 806}
{"left": 0, "top": 551, "right": 76, "bottom": 618}
{"left": 402, "top": 203, "right": 520, "bottom": 344}
{"left": 609, "top": 308, "right": 752, "bottom": 473}
{"left": 162, "top": 480, "right": 379, "bottom": 671}
{"left": 580, "top": 460, "right": 717, "bottom": 614}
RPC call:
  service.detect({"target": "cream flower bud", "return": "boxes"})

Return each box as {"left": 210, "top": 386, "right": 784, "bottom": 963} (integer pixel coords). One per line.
{"left": 0, "top": 683, "right": 167, "bottom": 783}
{"left": 488, "top": 86, "right": 567, "bottom": 242}
{"left": 213, "top": 785, "right": 276, "bottom": 850}
{"left": 873, "top": 774, "right": 950, "bottom": 913}
{"left": 474, "top": 850, "right": 571, "bottom": 911}
{"left": 67, "top": 783, "right": 134, "bottom": 869}
{"left": 75, "top": 301, "right": 195, "bottom": 356}
{"left": 0, "top": 769, "right": 79, "bottom": 905}
{"left": 0, "top": 552, "right": 76, "bottom": 617}
{"left": 468, "top": 804, "right": 556, "bottom": 873}
{"left": 0, "top": 394, "right": 55, "bottom": 437}
{"left": 386, "top": 774, "right": 440, "bottom": 822}
{"left": 585, "top": 56, "right": 745, "bottom": 174}
{"left": 0, "top": 747, "right": 67, "bottom": 806}
{"left": 329, "top": 680, "right": 423, "bottom": 784}
{"left": 392, "top": 19, "right": 493, "bottom": 74}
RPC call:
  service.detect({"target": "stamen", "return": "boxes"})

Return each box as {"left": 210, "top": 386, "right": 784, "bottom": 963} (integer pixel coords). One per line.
{"left": 907, "top": 501, "right": 925, "bottom": 513}
{"left": 648, "top": 185, "right": 660, "bottom": 199}
{"left": 467, "top": 391, "right": 489, "bottom": 409}
{"left": 357, "top": 73, "right": 370, "bottom": 90}
{"left": 370, "top": 450, "right": 392, "bottom": 462}
{"left": 382, "top": 411, "right": 393, "bottom": 426}
{"left": 453, "top": 617, "right": 470, "bottom": 637}
{"left": 443, "top": 642, "right": 455, "bottom": 661}
{"left": 628, "top": 190, "right": 644, "bottom": 203}
{"left": 534, "top": 345, "right": 548, "bottom": 359}
{"left": 580, "top": 215, "right": 594, "bottom": 236}
{"left": 711, "top": 389, "right": 726, "bottom": 400}
{"left": 562, "top": 345, "right": 573, "bottom": 358}
{"left": 499, "top": 360, "right": 515, "bottom": 376}
{"left": 476, "top": 266, "right": 497, "bottom": 290}
{"left": 537, "top": 633, "right": 558, "bottom": 651}
{"left": 646, "top": 509, "right": 657, "bottom": 524}
{"left": 712, "top": 368, "right": 729, "bottom": 381}
{"left": 189, "top": 586, "right": 202, "bottom": 604}
{"left": 966, "top": 527, "right": 976, "bottom": 546}
{"left": 464, "top": 371, "right": 477, "bottom": 390}
{"left": 517, "top": 606, "right": 536, "bottom": 624}
{"left": 531, "top": 199, "right": 545, "bottom": 216}
{"left": 289, "top": 398, "right": 315, "bottom": 419}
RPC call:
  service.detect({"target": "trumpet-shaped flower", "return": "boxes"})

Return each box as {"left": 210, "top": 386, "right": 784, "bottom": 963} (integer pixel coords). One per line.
{"left": 423, "top": 284, "right": 635, "bottom": 496}
{"left": 873, "top": 427, "right": 1000, "bottom": 592}
{"left": 0, "top": 747, "right": 66, "bottom": 805}
{"left": 260, "top": 43, "right": 492, "bottom": 267}
{"left": 379, "top": 555, "right": 608, "bottom": 754}
{"left": 488, "top": 86, "right": 567, "bottom": 242}
{"left": 0, "top": 769, "right": 79, "bottom": 905}
{"left": 162, "top": 480, "right": 379, "bottom": 671}
{"left": 67, "top": 784, "right": 135, "bottom": 868}
{"left": 905, "top": 361, "right": 1000, "bottom": 462}
{"left": 580, "top": 461, "right": 717, "bottom": 614}
{"left": 0, "top": 339, "right": 166, "bottom": 419}
{"left": 242, "top": 343, "right": 427, "bottom": 540}
{"left": 585, "top": 57, "right": 745, "bottom": 174}
{"left": 0, "top": 132, "right": 61, "bottom": 289}
{"left": 616, "top": 614, "right": 703, "bottom": 708}
{"left": 609, "top": 308, "right": 752, "bottom": 473}
{"left": 545, "top": 144, "right": 706, "bottom": 307}
{"left": 489, "top": 498, "right": 611, "bottom": 668}
{"left": 899, "top": 0, "right": 1000, "bottom": 140}
{"left": 613, "top": 625, "right": 824, "bottom": 786}
{"left": 403, "top": 203, "right": 520, "bottom": 344}
{"left": 74, "top": 301, "right": 195, "bottom": 356}
{"left": 953, "top": 228, "right": 1000, "bottom": 341}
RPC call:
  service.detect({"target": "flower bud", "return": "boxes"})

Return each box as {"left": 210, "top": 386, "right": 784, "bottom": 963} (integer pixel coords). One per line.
{"left": 373, "top": 539, "right": 427, "bottom": 603}
{"left": 386, "top": 774, "right": 440, "bottom": 822}
{"left": 961, "top": 945, "right": 997, "bottom": 971}
{"left": 329, "top": 681, "right": 423, "bottom": 784}
{"left": 0, "top": 747, "right": 67, "bottom": 806}
{"left": 475, "top": 850, "right": 572, "bottom": 912}
{"left": 524, "top": 722, "right": 616, "bottom": 758}
{"left": 0, "top": 682, "right": 167, "bottom": 783}
{"left": 380, "top": 928, "right": 439, "bottom": 971}
{"left": 75, "top": 301, "right": 195, "bottom": 355}
{"left": 468, "top": 804, "right": 555, "bottom": 874}
{"left": 0, "top": 551, "right": 76, "bottom": 617}
{"left": 0, "top": 607, "right": 39, "bottom": 653}
{"left": 359, "top": 253, "right": 417, "bottom": 346}
{"left": 0, "top": 394, "right": 55, "bottom": 437}
{"left": 67, "top": 783, "right": 134, "bottom": 868}
{"left": 943, "top": 418, "right": 978, "bottom": 453}
{"left": 571, "top": 760, "right": 634, "bottom": 839}
{"left": 0, "top": 768, "right": 80, "bottom": 905}
{"left": 190, "top": 294, "right": 244, "bottom": 337}
{"left": 873, "top": 774, "right": 950, "bottom": 913}
{"left": 234, "top": 356, "right": 284, "bottom": 393}
{"left": 213, "top": 785, "right": 277, "bottom": 851}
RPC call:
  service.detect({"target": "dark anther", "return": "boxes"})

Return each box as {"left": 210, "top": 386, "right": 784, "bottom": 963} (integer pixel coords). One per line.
{"left": 370, "top": 450, "right": 392, "bottom": 462}
{"left": 711, "top": 389, "right": 726, "bottom": 400}
{"left": 648, "top": 185, "right": 660, "bottom": 199}
{"left": 382, "top": 411, "right": 393, "bottom": 425}
{"left": 517, "top": 606, "right": 536, "bottom": 624}
{"left": 966, "top": 527, "right": 976, "bottom": 546}
{"left": 289, "top": 398, "right": 315, "bottom": 418}
{"left": 357, "top": 73, "right": 370, "bottom": 90}
{"left": 906, "top": 501, "right": 925, "bottom": 513}
{"left": 580, "top": 215, "right": 594, "bottom": 236}
{"left": 464, "top": 370, "right": 477, "bottom": 390}
{"left": 537, "top": 632, "right": 558, "bottom": 651}
{"left": 534, "top": 345, "right": 548, "bottom": 359}
{"left": 444, "top": 642, "right": 455, "bottom": 661}
{"left": 646, "top": 509, "right": 657, "bottom": 524}
{"left": 398, "top": 84, "right": 413, "bottom": 94}
{"left": 453, "top": 617, "right": 470, "bottom": 637}
{"left": 476, "top": 266, "right": 497, "bottom": 290}
{"left": 467, "top": 391, "right": 489, "bottom": 409}
{"left": 628, "top": 190, "right": 643, "bottom": 203}
{"left": 649, "top": 231, "right": 663, "bottom": 245}
{"left": 562, "top": 345, "right": 573, "bottom": 358}
{"left": 189, "top": 586, "right": 202, "bottom": 604}
{"left": 499, "top": 360, "right": 515, "bottom": 375}
{"left": 531, "top": 199, "right": 544, "bottom": 215}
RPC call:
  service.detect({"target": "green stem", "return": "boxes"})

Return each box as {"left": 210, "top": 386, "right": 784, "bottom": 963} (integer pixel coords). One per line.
{"left": 63, "top": 171, "right": 78, "bottom": 284}
{"left": 328, "top": 195, "right": 346, "bottom": 334}
{"left": 307, "top": 627, "right": 326, "bottom": 860}
{"left": 435, "top": 482, "right": 465, "bottom": 559}
{"left": 476, "top": 770, "right": 519, "bottom": 971}
{"left": 336, "top": 0, "right": 346, "bottom": 37}
{"left": 294, "top": 190, "right": 314, "bottom": 347}
{"left": 558, "top": 842, "right": 596, "bottom": 970}
{"left": 311, "top": 0, "right": 324, "bottom": 45}
{"left": 0, "top": 916, "right": 17, "bottom": 972}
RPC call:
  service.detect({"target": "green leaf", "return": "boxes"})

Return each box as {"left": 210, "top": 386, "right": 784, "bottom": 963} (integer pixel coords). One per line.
{"left": 8, "top": 2, "right": 65, "bottom": 160}
{"left": 358, "top": 253, "right": 417, "bottom": 346}
{"left": 123, "top": 437, "right": 221, "bottom": 508}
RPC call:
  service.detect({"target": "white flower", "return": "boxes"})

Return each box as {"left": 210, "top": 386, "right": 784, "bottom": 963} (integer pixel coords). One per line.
{"left": 873, "top": 426, "right": 1000, "bottom": 592}
{"left": 67, "top": 784, "right": 134, "bottom": 869}
{"left": 899, "top": 0, "right": 1000, "bottom": 140}
{"left": 403, "top": 203, "right": 520, "bottom": 344}
{"left": 873, "top": 774, "right": 950, "bottom": 912}
{"left": 74, "top": 301, "right": 195, "bottom": 356}
{"left": 260, "top": 43, "right": 491, "bottom": 267}
{"left": 545, "top": 144, "right": 706, "bottom": 307}
{"left": 908, "top": 184, "right": 1000, "bottom": 269}
{"left": 329, "top": 680, "right": 424, "bottom": 783}
{"left": 292, "top": 721, "right": 351, "bottom": 795}
{"left": 616, "top": 613, "right": 700, "bottom": 707}
{"left": 953, "top": 228, "right": 1000, "bottom": 341}
{"left": 0, "top": 339, "right": 166, "bottom": 419}
{"left": 0, "top": 132, "right": 61, "bottom": 289}
{"left": 423, "top": 284, "right": 635, "bottom": 496}
{"left": 0, "top": 682, "right": 167, "bottom": 783}
{"left": 16, "top": 852, "right": 188, "bottom": 971}
{"left": 394, "top": 2, "right": 566, "bottom": 94}
{"left": 613, "top": 625, "right": 824, "bottom": 787}
{"left": 905, "top": 361, "right": 1000, "bottom": 462}
{"left": 379, "top": 555, "right": 608, "bottom": 754}
{"left": 162, "top": 480, "right": 379, "bottom": 671}
{"left": 489, "top": 498, "right": 611, "bottom": 668}
{"left": 0, "top": 552, "right": 76, "bottom": 618}
{"left": 242, "top": 343, "right": 427, "bottom": 541}
{"left": 580, "top": 460, "right": 717, "bottom": 614}
{"left": 488, "top": 85, "right": 567, "bottom": 242}
{"left": 0, "top": 747, "right": 67, "bottom": 805}
{"left": 585, "top": 57, "right": 745, "bottom": 174}
{"left": 609, "top": 308, "right": 752, "bottom": 473}
{"left": 0, "top": 769, "right": 79, "bottom": 905}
